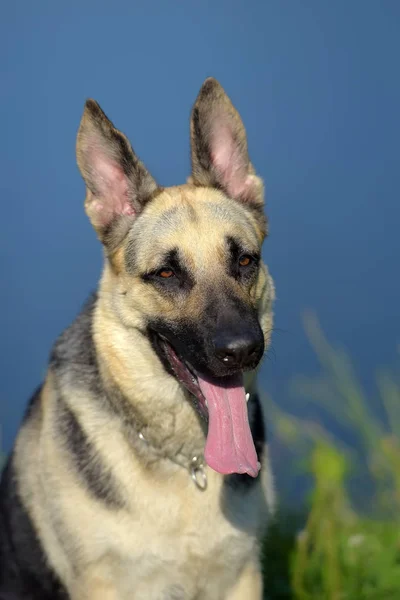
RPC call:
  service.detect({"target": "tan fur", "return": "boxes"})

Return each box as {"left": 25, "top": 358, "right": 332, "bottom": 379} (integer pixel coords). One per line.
{"left": 15, "top": 368, "right": 269, "bottom": 598}
{"left": 8, "top": 78, "right": 275, "bottom": 599}
{"left": 226, "top": 560, "right": 263, "bottom": 599}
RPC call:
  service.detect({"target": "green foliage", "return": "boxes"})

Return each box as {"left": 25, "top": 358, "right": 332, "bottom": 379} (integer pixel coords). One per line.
{"left": 263, "top": 314, "right": 400, "bottom": 599}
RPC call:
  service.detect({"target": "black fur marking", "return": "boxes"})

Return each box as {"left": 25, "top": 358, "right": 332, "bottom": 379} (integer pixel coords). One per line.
{"left": 226, "top": 236, "right": 260, "bottom": 282}
{"left": 142, "top": 248, "right": 195, "bottom": 294}
{"left": 147, "top": 317, "right": 217, "bottom": 378}
{"left": 50, "top": 294, "right": 102, "bottom": 396}
{"left": 50, "top": 294, "right": 123, "bottom": 509}
{"left": 49, "top": 294, "right": 145, "bottom": 452}
{"left": 57, "top": 398, "right": 124, "bottom": 510}
{"left": 0, "top": 458, "right": 69, "bottom": 599}
{"left": 225, "top": 392, "right": 266, "bottom": 489}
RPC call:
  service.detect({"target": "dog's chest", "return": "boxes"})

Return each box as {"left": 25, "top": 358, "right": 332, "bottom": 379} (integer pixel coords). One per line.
{"left": 96, "top": 469, "right": 264, "bottom": 599}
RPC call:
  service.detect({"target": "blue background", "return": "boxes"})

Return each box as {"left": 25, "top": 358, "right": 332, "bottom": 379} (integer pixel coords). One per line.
{"left": 1, "top": 1, "right": 399, "bottom": 453}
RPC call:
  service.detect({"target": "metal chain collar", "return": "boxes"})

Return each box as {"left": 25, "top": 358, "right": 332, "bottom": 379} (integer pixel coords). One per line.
{"left": 138, "top": 431, "right": 208, "bottom": 491}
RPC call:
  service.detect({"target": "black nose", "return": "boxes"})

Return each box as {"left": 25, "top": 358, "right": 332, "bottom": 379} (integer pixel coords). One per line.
{"left": 214, "top": 331, "right": 263, "bottom": 369}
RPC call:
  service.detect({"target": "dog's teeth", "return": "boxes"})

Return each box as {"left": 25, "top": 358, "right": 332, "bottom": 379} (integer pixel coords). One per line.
{"left": 245, "top": 393, "right": 250, "bottom": 402}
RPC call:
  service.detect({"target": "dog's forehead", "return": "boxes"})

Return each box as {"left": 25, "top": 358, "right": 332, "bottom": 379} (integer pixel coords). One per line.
{"left": 127, "top": 185, "right": 260, "bottom": 269}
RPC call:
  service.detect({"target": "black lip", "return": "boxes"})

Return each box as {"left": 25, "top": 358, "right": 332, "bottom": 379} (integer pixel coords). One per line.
{"left": 148, "top": 328, "right": 208, "bottom": 419}
{"left": 148, "top": 327, "right": 176, "bottom": 378}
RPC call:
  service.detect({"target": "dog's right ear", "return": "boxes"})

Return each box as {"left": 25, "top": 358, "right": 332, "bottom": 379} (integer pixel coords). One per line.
{"left": 76, "top": 100, "right": 159, "bottom": 247}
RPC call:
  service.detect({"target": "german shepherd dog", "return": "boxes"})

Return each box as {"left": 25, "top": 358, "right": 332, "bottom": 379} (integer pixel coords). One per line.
{"left": 0, "top": 78, "right": 275, "bottom": 599}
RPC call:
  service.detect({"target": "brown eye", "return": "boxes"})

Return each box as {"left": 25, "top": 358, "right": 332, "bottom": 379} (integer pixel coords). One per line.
{"left": 239, "top": 255, "right": 252, "bottom": 267}
{"left": 158, "top": 269, "right": 174, "bottom": 279}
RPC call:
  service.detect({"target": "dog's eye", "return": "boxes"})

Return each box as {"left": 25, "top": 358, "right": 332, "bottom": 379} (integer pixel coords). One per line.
{"left": 239, "top": 255, "right": 253, "bottom": 267}
{"left": 157, "top": 268, "right": 175, "bottom": 279}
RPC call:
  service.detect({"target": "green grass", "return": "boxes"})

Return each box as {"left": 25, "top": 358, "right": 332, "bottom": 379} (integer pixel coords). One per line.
{"left": 262, "top": 313, "right": 400, "bottom": 599}
{"left": 263, "top": 448, "right": 400, "bottom": 599}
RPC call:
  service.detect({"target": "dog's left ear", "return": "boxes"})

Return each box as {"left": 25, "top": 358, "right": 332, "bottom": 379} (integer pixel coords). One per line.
{"left": 189, "top": 78, "right": 264, "bottom": 211}
{"left": 76, "top": 99, "right": 159, "bottom": 246}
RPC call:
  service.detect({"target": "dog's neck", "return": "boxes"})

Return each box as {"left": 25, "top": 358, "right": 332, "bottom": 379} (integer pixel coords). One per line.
{"left": 93, "top": 272, "right": 207, "bottom": 462}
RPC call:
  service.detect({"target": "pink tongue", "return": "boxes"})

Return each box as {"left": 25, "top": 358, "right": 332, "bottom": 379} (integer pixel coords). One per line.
{"left": 197, "top": 373, "right": 260, "bottom": 478}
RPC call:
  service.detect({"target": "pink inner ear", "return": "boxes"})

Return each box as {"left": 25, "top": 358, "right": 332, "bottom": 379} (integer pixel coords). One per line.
{"left": 89, "top": 148, "right": 135, "bottom": 227}
{"left": 210, "top": 121, "right": 251, "bottom": 201}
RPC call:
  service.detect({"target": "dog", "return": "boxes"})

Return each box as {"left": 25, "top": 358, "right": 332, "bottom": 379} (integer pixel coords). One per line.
{"left": 0, "top": 78, "right": 275, "bottom": 599}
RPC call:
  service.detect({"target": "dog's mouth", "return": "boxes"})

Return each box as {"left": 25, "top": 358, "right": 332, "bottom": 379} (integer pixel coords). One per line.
{"left": 153, "top": 333, "right": 260, "bottom": 478}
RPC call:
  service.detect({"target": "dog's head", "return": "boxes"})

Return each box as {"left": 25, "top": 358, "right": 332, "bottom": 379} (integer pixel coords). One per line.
{"left": 77, "top": 78, "right": 274, "bottom": 477}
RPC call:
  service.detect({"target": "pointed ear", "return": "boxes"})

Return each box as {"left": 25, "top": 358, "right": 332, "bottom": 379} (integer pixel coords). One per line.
{"left": 76, "top": 100, "right": 159, "bottom": 247}
{"left": 189, "top": 78, "right": 264, "bottom": 211}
